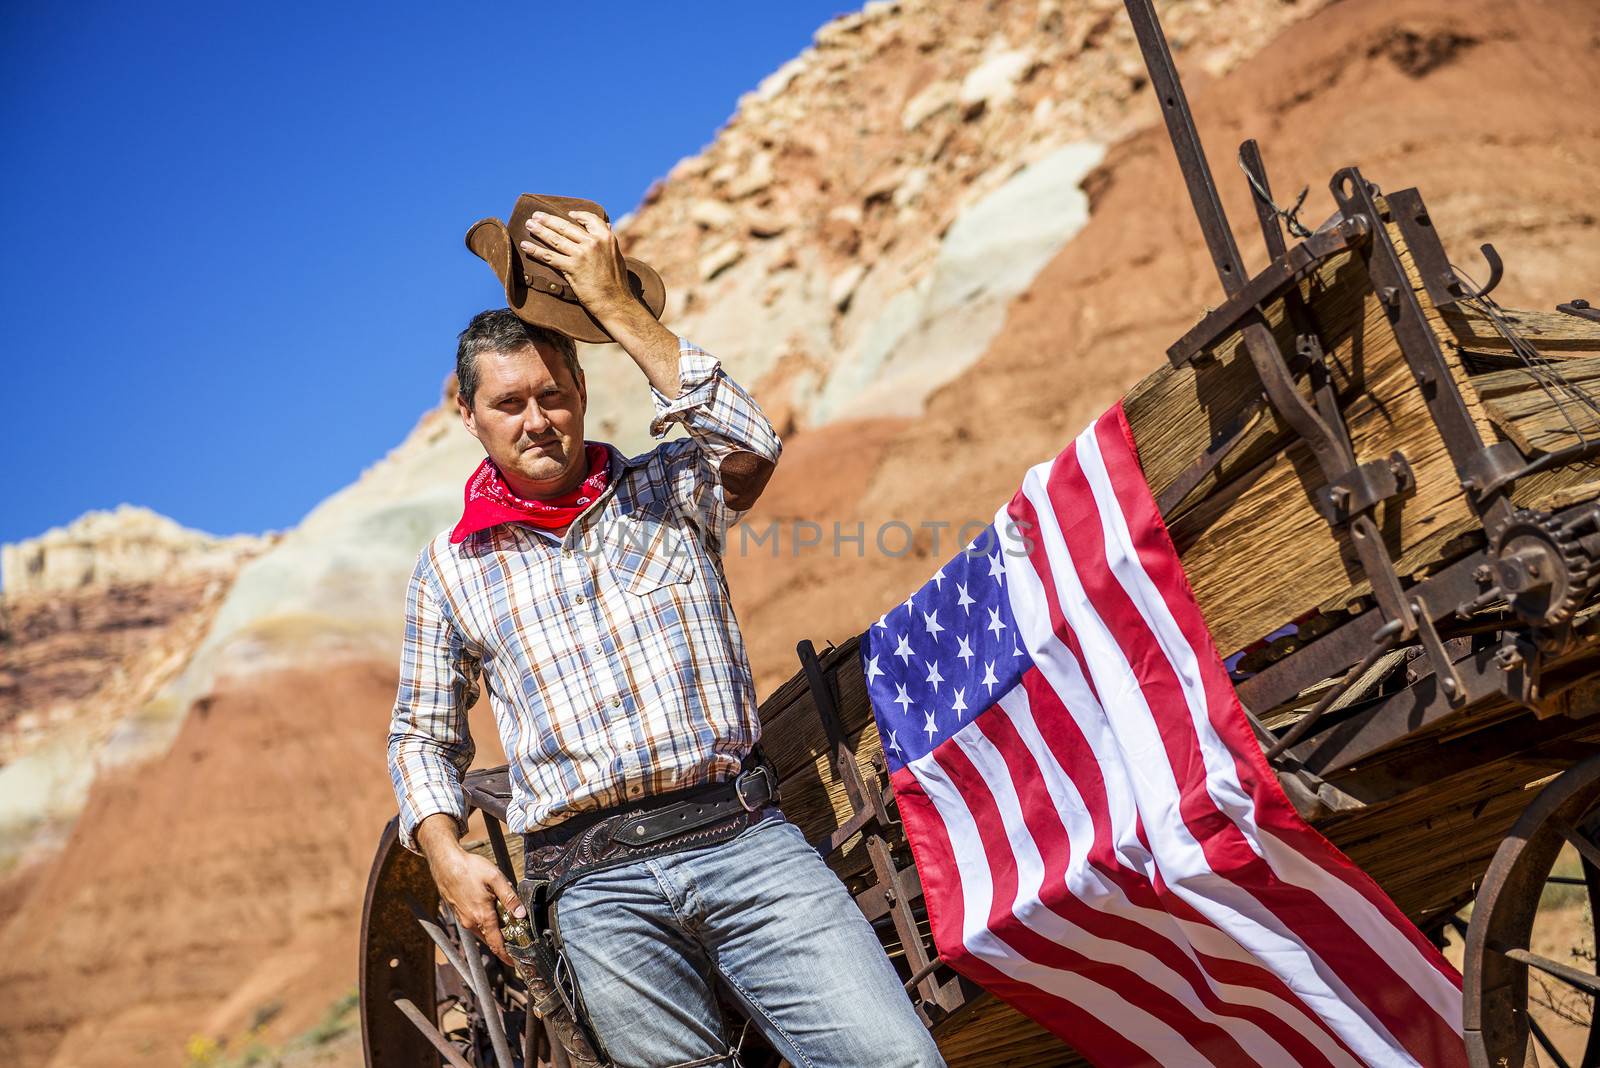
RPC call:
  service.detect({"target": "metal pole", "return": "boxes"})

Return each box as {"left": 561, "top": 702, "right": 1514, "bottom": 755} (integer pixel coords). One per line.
{"left": 455, "top": 914, "right": 518, "bottom": 1068}
{"left": 392, "top": 996, "right": 477, "bottom": 1068}
{"left": 1122, "top": 0, "right": 1245, "bottom": 297}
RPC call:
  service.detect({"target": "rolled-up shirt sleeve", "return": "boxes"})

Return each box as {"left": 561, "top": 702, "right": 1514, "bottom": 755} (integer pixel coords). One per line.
{"left": 387, "top": 549, "right": 481, "bottom": 854}
{"left": 649, "top": 337, "right": 782, "bottom": 546}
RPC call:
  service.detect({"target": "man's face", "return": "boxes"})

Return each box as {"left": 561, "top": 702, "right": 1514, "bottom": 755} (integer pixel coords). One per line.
{"left": 458, "top": 342, "right": 588, "bottom": 496}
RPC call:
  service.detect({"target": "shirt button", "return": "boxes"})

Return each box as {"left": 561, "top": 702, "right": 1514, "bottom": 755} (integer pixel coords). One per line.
{"left": 574, "top": 594, "right": 585, "bottom": 604}
{"left": 611, "top": 697, "right": 622, "bottom": 708}
{"left": 627, "top": 784, "right": 643, "bottom": 799}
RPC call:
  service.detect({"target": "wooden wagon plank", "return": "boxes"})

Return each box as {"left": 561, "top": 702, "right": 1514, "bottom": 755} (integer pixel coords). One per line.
{"left": 1441, "top": 305, "right": 1600, "bottom": 361}
{"left": 1473, "top": 355, "right": 1600, "bottom": 455}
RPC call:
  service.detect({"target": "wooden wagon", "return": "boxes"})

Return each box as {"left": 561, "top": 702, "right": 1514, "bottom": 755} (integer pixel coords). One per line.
{"left": 357, "top": 3, "right": 1600, "bottom": 1065}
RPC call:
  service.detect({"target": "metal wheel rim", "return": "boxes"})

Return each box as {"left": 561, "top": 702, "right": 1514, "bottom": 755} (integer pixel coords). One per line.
{"left": 1465, "top": 752, "right": 1600, "bottom": 1068}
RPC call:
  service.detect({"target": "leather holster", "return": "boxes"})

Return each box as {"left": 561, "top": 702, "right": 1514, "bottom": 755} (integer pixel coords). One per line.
{"left": 502, "top": 882, "right": 610, "bottom": 1068}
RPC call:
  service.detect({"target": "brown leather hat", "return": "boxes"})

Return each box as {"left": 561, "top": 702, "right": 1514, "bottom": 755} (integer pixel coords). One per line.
{"left": 465, "top": 194, "right": 667, "bottom": 344}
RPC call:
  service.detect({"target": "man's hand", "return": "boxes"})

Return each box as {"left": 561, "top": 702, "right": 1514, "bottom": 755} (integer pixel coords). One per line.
{"left": 523, "top": 208, "right": 682, "bottom": 395}
{"left": 522, "top": 210, "right": 633, "bottom": 318}
{"left": 416, "top": 813, "right": 526, "bottom": 967}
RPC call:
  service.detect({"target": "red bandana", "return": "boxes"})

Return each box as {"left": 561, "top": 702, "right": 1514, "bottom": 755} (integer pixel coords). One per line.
{"left": 450, "top": 444, "right": 611, "bottom": 544}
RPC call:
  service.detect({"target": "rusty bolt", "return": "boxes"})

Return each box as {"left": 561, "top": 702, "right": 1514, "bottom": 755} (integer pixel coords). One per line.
{"left": 1474, "top": 564, "right": 1494, "bottom": 584}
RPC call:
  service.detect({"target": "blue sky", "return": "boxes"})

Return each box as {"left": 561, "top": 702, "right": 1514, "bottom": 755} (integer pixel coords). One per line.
{"left": 0, "top": 1, "right": 854, "bottom": 546}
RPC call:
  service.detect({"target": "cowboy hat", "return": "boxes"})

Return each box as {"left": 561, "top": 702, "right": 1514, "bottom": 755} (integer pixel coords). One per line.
{"left": 464, "top": 194, "right": 667, "bottom": 344}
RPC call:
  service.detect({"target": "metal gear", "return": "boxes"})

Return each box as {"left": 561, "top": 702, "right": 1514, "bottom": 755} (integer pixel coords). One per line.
{"left": 1488, "top": 508, "right": 1591, "bottom": 625}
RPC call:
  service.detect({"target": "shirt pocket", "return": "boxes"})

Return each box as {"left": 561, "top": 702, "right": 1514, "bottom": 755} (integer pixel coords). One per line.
{"left": 604, "top": 497, "right": 697, "bottom": 595}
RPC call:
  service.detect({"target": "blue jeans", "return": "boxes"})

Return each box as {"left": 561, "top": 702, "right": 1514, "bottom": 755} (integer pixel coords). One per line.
{"left": 552, "top": 810, "right": 947, "bottom": 1068}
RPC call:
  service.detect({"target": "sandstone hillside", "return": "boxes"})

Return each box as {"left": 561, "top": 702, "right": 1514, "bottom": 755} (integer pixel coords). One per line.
{"left": 0, "top": 507, "right": 270, "bottom": 880}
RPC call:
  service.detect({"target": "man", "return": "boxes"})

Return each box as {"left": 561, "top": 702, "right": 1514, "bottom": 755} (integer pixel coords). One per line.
{"left": 387, "top": 205, "right": 944, "bottom": 1068}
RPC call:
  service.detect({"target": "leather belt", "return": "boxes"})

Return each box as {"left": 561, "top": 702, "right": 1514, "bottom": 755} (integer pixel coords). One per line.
{"left": 620, "top": 763, "right": 775, "bottom": 844}
{"left": 521, "top": 757, "right": 778, "bottom": 895}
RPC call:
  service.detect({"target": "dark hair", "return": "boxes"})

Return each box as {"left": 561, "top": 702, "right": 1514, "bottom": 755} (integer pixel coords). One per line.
{"left": 455, "top": 309, "right": 581, "bottom": 407}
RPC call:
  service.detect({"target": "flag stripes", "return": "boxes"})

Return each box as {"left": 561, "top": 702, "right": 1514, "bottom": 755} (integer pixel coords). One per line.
{"left": 866, "top": 404, "right": 1466, "bottom": 1066}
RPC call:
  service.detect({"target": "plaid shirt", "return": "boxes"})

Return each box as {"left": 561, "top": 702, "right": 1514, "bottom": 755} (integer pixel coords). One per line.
{"left": 387, "top": 338, "right": 782, "bottom": 852}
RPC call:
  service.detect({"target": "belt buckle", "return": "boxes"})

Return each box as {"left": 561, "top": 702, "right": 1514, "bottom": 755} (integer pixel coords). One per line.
{"left": 734, "top": 765, "right": 771, "bottom": 813}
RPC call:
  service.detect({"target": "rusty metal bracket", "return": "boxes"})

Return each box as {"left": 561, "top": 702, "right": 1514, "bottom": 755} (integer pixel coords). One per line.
{"left": 1559, "top": 298, "right": 1600, "bottom": 324}
{"left": 1410, "top": 595, "right": 1468, "bottom": 707}
{"left": 1166, "top": 218, "right": 1373, "bottom": 367}
{"left": 1290, "top": 639, "right": 1539, "bottom": 774}
{"left": 1154, "top": 340, "right": 1315, "bottom": 517}
{"left": 1389, "top": 188, "right": 1503, "bottom": 308}
{"left": 1236, "top": 545, "right": 1498, "bottom": 716}
{"left": 1313, "top": 453, "right": 1414, "bottom": 524}
{"left": 1232, "top": 302, "right": 1419, "bottom": 642}
{"left": 1331, "top": 169, "right": 1518, "bottom": 529}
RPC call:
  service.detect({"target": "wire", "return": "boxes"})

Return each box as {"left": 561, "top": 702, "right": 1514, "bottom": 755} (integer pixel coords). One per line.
{"left": 1237, "top": 152, "right": 1314, "bottom": 240}
{"left": 1455, "top": 273, "right": 1600, "bottom": 453}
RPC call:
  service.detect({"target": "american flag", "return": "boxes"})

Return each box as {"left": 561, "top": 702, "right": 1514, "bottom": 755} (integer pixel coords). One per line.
{"left": 862, "top": 405, "right": 1466, "bottom": 1067}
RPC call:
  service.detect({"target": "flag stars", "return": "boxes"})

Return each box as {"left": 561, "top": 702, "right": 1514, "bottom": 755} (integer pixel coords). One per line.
{"left": 952, "top": 687, "right": 968, "bottom": 717}
{"left": 923, "top": 709, "right": 938, "bottom": 740}
{"left": 931, "top": 565, "right": 945, "bottom": 590}
{"left": 925, "top": 659, "right": 945, "bottom": 692}
{"left": 893, "top": 683, "right": 913, "bottom": 714}
{"left": 956, "top": 582, "right": 976, "bottom": 615}
{"left": 987, "top": 605, "right": 1008, "bottom": 638}
{"left": 887, "top": 729, "right": 903, "bottom": 757}
{"left": 893, "top": 633, "right": 914, "bottom": 664}
{"left": 865, "top": 655, "right": 884, "bottom": 684}
{"left": 981, "top": 660, "right": 999, "bottom": 696}
{"left": 955, "top": 634, "right": 974, "bottom": 666}
{"left": 923, "top": 609, "right": 945, "bottom": 640}
{"left": 989, "top": 551, "right": 1006, "bottom": 587}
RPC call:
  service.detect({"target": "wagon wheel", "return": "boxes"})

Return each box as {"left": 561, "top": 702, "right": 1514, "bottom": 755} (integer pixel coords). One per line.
{"left": 1465, "top": 752, "right": 1600, "bottom": 1068}
{"left": 360, "top": 811, "right": 561, "bottom": 1068}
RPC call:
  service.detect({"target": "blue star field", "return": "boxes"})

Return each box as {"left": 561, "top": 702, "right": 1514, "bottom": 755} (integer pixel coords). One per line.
{"left": 862, "top": 524, "right": 1036, "bottom": 771}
